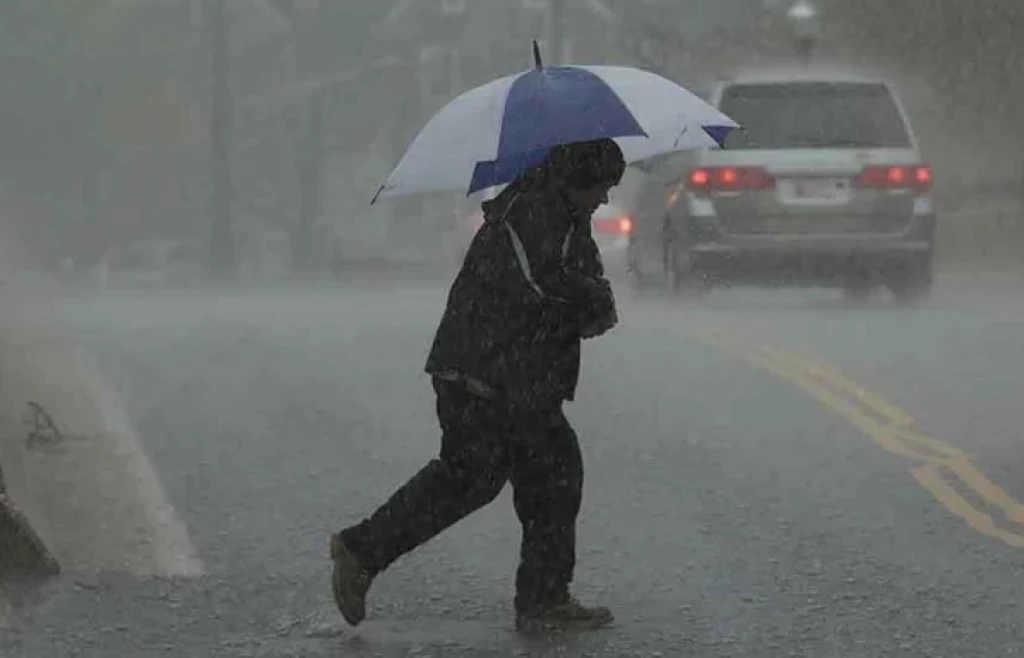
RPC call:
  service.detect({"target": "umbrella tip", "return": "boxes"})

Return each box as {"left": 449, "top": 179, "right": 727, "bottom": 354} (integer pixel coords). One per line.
{"left": 532, "top": 39, "right": 543, "bottom": 68}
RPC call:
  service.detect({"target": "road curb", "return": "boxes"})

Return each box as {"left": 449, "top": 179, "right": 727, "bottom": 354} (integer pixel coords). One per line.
{"left": 0, "top": 322, "right": 203, "bottom": 586}
{"left": 935, "top": 266, "right": 1024, "bottom": 291}
{"left": 0, "top": 490, "right": 60, "bottom": 584}
{"left": 0, "top": 285, "right": 61, "bottom": 595}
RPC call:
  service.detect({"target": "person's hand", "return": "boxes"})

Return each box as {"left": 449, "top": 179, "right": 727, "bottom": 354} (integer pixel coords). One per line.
{"left": 580, "top": 307, "right": 617, "bottom": 339}
{"left": 557, "top": 273, "right": 608, "bottom": 303}
{"left": 575, "top": 276, "right": 617, "bottom": 339}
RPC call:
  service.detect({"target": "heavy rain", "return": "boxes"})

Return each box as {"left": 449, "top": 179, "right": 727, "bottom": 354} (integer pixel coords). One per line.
{"left": 1, "top": 1, "right": 1023, "bottom": 656}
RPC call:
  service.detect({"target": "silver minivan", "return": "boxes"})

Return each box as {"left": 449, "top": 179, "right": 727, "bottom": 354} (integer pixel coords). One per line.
{"left": 627, "top": 69, "right": 936, "bottom": 303}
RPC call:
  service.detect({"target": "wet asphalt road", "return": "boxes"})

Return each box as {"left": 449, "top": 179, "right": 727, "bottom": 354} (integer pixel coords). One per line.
{"left": 3, "top": 278, "right": 1024, "bottom": 656}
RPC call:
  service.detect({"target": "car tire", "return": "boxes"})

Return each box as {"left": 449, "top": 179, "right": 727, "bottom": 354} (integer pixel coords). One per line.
{"left": 842, "top": 280, "right": 875, "bottom": 302}
{"left": 667, "top": 246, "right": 710, "bottom": 299}
{"left": 888, "top": 261, "right": 933, "bottom": 305}
{"left": 626, "top": 265, "right": 653, "bottom": 294}
{"left": 661, "top": 213, "right": 709, "bottom": 298}
{"left": 673, "top": 274, "right": 711, "bottom": 299}
{"left": 625, "top": 236, "right": 654, "bottom": 293}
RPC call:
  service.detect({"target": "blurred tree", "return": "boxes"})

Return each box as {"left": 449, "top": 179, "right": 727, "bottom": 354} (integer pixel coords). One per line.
{"left": 0, "top": 1, "right": 115, "bottom": 188}
{"left": 0, "top": 1, "right": 445, "bottom": 269}
{"left": 0, "top": 0, "right": 217, "bottom": 270}
{"left": 238, "top": 0, "right": 401, "bottom": 271}
{"left": 606, "top": 0, "right": 791, "bottom": 82}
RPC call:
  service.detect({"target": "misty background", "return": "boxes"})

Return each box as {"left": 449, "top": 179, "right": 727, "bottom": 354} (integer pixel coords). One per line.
{"left": 0, "top": 0, "right": 1020, "bottom": 279}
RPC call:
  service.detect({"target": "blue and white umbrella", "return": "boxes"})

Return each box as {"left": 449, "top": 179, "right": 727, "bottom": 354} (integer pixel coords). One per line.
{"left": 372, "top": 47, "right": 739, "bottom": 203}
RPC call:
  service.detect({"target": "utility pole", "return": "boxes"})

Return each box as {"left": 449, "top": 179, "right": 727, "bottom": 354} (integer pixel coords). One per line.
{"left": 269, "top": 0, "right": 325, "bottom": 272}
{"left": 550, "top": 0, "right": 566, "bottom": 64}
{"left": 293, "top": 91, "right": 324, "bottom": 272}
{"left": 206, "top": 0, "right": 235, "bottom": 277}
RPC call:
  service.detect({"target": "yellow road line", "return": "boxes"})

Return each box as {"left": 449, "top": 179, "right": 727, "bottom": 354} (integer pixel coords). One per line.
{"left": 755, "top": 346, "right": 973, "bottom": 463}
{"left": 689, "top": 328, "right": 1024, "bottom": 546}
{"left": 699, "top": 334, "right": 939, "bottom": 462}
{"left": 942, "top": 459, "right": 1024, "bottom": 526}
{"left": 912, "top": 465, "right": 1024, "bottom": 547}
{"left": 763, "top": 345, "right": 1024, "bottom": 528}
{"left": 884, "top": 426, "right": 973, "bottom": 463}
{"left": 756, "top": 344, "right": 916, "bottom": 429}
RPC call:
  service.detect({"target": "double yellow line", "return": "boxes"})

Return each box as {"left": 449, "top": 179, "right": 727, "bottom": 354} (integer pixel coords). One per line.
{"left": 690, "top": 328, "right": 1024, "bottom": 548}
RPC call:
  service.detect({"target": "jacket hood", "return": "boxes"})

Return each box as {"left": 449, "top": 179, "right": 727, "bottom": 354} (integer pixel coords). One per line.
{"left": 480, "top": 172, "right": 584, "bottom": 230}
{"left": 480, "top": 139, "right": 623, "bottom": 225}
{"left": 481, "top": 183, "right": 521, "bottom": 224}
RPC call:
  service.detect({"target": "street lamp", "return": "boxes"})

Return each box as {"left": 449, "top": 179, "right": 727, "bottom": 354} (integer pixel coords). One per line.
{"left": 786, "top": 0, "right": 819, "bottom": 63}
{"left": 206, "top": 0, "right": 235, "bottom": 277}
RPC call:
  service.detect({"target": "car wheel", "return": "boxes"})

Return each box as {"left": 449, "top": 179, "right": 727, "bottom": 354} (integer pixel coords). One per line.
{"left": 626, "top": 265, "right": 652, "bottom": 293}
{"left": 625, "top": 238, "right": 653, "bottom": 293}
{"left": 888, "top": 262, "right": 933, "bottom": 305}
{"left": 842, "top": 281, "right": 875, "bottom": 302}
{"left": 667, "top": 247, "right": 710, "bottom": 298}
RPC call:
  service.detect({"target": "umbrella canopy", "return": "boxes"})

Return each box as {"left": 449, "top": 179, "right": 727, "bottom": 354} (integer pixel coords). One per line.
{"left": 372, "top": 56, "right": 739, "bottom": 204}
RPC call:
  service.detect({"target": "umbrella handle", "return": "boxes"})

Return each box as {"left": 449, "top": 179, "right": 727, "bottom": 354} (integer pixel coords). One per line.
{"left": 532, "top": 40, "right": 543, "bottom": 68}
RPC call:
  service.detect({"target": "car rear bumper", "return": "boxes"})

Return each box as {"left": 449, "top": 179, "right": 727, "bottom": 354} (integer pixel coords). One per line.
{"left": 689, "top": 234, "right": 933, "bottom": 284}
{"left": 691, "top": 237, "right": 932, "bottom": 255}
{"left": 682, "top": 193, "right": 936, "bottom": 283}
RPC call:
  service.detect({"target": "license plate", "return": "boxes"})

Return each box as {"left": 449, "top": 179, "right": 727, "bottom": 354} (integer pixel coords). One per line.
{"left": 755, "top": 217, "right": 863, "bottom": 234}
{"left": 759, "top": 218, "right": 803, "bottom": 232}
{"left": 792, "top": 178, "right": 845, "bottom": 199}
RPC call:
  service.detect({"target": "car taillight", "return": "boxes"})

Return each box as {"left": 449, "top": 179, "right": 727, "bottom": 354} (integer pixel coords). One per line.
{"left": 687, "top": 166, "right": 775, "bottom": 192}
{"left": 594, "top": 216, "right": 633, "bottom": 235}
{"left": 855, "top": 164, "right": 932, "bottom": 191}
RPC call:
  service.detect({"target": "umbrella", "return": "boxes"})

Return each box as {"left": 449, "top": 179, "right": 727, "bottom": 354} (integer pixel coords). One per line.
{"left": 371, "top": 42, "right": 739, "bottom": 204}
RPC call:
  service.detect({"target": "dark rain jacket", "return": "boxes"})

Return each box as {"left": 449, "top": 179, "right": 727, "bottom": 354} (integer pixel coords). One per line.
{"left": 424, "top": 180, "right": 617, "bottom": 411}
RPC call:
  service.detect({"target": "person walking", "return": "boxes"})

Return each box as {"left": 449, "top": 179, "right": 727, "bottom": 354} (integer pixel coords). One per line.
{"left": 329, "top": 138, "right": 625, "bottom": 633}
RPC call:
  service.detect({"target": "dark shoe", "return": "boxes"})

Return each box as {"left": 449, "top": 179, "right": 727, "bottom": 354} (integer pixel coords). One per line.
{"left": 329, "top": 533, "right": 374, "bottom": 626}
{"left": 0, "top": 495, "right": 60, "bottom": 581}
{"left": 515, "top": 597, "right": 614, "bottom": 633}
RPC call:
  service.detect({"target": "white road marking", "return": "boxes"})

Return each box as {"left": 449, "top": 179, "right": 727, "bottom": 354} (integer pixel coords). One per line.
{"left": 0, "top": 325, "right": 204, "bottom": 581}
{"left": 73, "top": 345, "right": 204, "bottom": 577}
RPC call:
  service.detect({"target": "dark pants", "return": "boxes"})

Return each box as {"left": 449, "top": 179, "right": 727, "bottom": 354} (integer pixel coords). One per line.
{"left": 340, "top": 378, "right": 584, "bottom": 613}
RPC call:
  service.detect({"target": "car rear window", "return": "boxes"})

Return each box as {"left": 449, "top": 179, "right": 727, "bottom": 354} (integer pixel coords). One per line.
{"left": 718, "top": 82, "right": 912, "bottom": 150}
